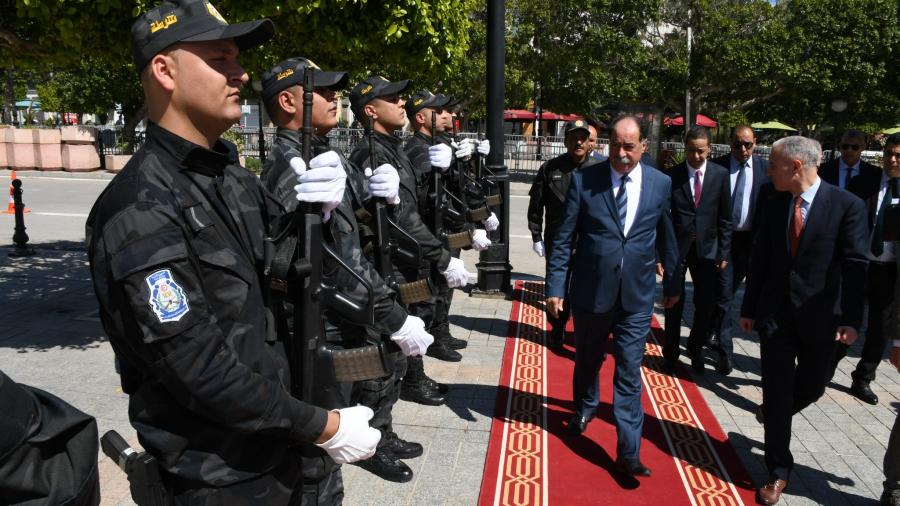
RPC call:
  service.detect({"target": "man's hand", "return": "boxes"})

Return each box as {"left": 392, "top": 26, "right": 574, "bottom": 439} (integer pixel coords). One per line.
{"left": 661, "top": 295, "right": 679, "bottom": 309}
{"left": 291, "top": 151, "right": 346, "bottom": 221}
{"left": 441, "top": 257, "right": 469, "bottom": 288}
{"left": 367, "top": 164, "right": 401, "bottom": 205}
{"left": 546, "top": 297, "right": 563, "bottom": 319}
{"left": 739, "top": 317, "right": 754, "bottom": 334}
{"left": 656, "top": 262, "right": 664, "bottom": 277}
{"left": 315, "top": 406, "right": 381, "bottom": 464}
{"left": 718, "top": 260, "right": 728, "bottom": 271}
{"left": 452, "top": 138, "right": 474, "bottom": 159}
{"left": 835, "top": 326, "right": 859, "bottom": 345}
{"left": 428, "top": 144, "right": 452, "bottom": 170}
{"left": 533, "top": 241, "right": 545, "bottom": 257}
{"left": 890, "top": 346, "right": 900, "bottom": 373}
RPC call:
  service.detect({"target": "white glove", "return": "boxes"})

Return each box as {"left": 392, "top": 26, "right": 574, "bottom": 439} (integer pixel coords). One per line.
{"left": 441, "top": 256, "right": 469, "bottom": 288}
{"left": 472, "top": 229, "right": 492, "bottom": 251}
{"left": 482, "top": 212, "right": 499, "bottom": 232}
{"left": 291, "top": 151, "right": 346, "bottom": 222}
{"left": 452, "top": 138, "right": 474, "bottom": 159}
{"left": 390, "top": 315, "right": 434, "bottom": 356}
{"left": 315, "top": 405, "right": 382, "bottom": 464}
{"left": 533, "top": 241, "right": 545, "bottom": 257}
{"left": 367, "top": 164, "right": 401, "bottom": 205}
{"left": 476, "top": 139, "right": 491, "bottom": 156}
{"left": 428, "top": 144, "right": 452, "bottom": 170}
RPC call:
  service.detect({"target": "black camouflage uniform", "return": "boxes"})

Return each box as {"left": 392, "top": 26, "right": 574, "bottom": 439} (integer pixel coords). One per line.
{"left": 86, "top": 123, "right": 327, "bottom": 503}
{"left": 527, "top": 133, "right": 602, "bottom": 342}
{"left": 261, "top": 124, "right": 411, "bottom": 503}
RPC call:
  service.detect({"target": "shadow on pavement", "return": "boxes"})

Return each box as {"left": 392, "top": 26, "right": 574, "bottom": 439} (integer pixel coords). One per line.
{"left": 0, "top": 242, "right": 106, "bottom": 352}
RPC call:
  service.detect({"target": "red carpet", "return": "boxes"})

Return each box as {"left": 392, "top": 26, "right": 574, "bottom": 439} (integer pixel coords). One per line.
{"left": 478, "top": 280, "right": 758, "bottom": 506}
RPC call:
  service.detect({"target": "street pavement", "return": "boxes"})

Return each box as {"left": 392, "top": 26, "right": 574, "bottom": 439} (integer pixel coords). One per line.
{"left": 0, "top": 171, "right": 894, "bottom": 505}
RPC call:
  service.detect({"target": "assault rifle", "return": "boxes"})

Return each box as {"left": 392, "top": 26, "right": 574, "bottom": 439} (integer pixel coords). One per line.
{"left": 431, "top": 111, "right": 473, "bottom": 249}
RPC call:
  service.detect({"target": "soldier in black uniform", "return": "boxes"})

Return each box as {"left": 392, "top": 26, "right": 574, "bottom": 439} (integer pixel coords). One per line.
{"left": 86, "top": 3, "right": 380, "bottom": 503}
{"left": 347, "top": 76, "right": 471, "bottom": 482}
{"left": 527, "top": 119, "right": 600, "bottom": 348}
{"left": 258, "top": 57, "right": 435, "bottom": 493}
{"left": 403, "top": 91, "right": 496, "bottom": 364}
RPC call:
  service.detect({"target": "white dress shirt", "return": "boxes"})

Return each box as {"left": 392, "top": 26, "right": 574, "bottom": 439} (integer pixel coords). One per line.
{"left": 730, "top": 156, "right": 754, "bottom": 231}
{"left": 611, "top": 163, "right": 643, "bottom": 237}
{"left": 868, "top": 173, "right": 897, "bottom": 263}
{"left": 837, "top": 158, "right": 860, "bottom": 189}
{"left": 687, "top": 161, "right": 707, "bottom": 202}
{"left": 789, "top": 176, "right": 822, "bottom": 230}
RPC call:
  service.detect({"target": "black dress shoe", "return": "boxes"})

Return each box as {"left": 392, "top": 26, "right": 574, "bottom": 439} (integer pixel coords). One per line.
{"left": 400, "top": 380, "right": 447, "bottom": 406}
{"left": 567, "top": 414, "right": 593, "bottom": 435}
{"left": 382, "top": 432, "right": 423, "bottom": 459}
{"left": 850, "top": 380, "right": 879, "bottom": 405}
{"left": 443, "top": 334, "right": 468, "bottom": 350}
{"left": 356, "top": 448, "right": 413, "bottom": 482}
{"left": 616, "top": 457, "right": 652, "bottom": 477}
{"left": 715, "top": 353, "right": 733, "bottom": 376}
{"left": 432, "top": 322, "right": 467, "bottom": 350}
{"left": 425, "top": 341, "right": 462, "bottom": 362}
{"left": 691, "top": 352, "right": 705, "bottom": 375}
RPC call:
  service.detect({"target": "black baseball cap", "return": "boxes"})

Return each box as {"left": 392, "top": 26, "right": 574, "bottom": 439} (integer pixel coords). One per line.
{"left": 131, "top": 0, "right": 274, "bottom": 72}
{"left": 260, "top": 58, "right": 349, "bottom": 103}
{"left": 350, "top": 76, "right": 411, "bottom": 117}
{"left": 435, "top": 94, "right": 462, "bottom": 110}
{"left": 405, "top": 90, "right": 451, "bottom": 116}
{"left": 564, "top": 119, "right": 590, "bottom": 135}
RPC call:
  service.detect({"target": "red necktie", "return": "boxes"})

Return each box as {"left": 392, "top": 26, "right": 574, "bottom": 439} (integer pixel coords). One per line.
{"left": 693, "top": 169, "right": 703, "bottom": 208}
{"left": 790, "top": 196, "right": 804, "bottom": 257}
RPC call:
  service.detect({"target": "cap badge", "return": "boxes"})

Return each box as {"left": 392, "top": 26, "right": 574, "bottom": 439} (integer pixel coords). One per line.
{"left": 575, "top": 120, "right": 583, "bottom": 127}
{"left": 276, "top": 68, "right": 294, "bottom": 81}
{"left": 205, "top": 2, "right": 227, "bottom": 24}
{"left": 150, "top": 13, "right": 178, "bottom": 33}
{"left": 413, "top": 98, "right": 424, "bottom": 106}
{"left": 360, "top": 84, "right": 373, "bottom": 95}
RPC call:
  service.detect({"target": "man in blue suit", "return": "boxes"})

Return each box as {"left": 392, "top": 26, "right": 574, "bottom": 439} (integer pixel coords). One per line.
{"left": 740, "top": 136, "right": 868, "bottom": 505}
{"left": 547, "top": 115, "right": 680, "bottom": 477}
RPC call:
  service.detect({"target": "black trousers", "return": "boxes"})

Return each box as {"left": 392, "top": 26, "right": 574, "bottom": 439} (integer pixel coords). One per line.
{"left": 760, "top": 310, "right": 837, "bottom": 481}
{"left": 830, "top": 261, "right": 897, "bottom": 382}
{"left": 170, "top": 451, "right": 344, "bottom": 506}
{"left": 711, "top": 230, "right": 754, "bottom": 358}
{"left": 352, "top": 350, "right": 407, "bottom": 447}
{"left": 664, "top": 246, "right": 718, "bottom": 359}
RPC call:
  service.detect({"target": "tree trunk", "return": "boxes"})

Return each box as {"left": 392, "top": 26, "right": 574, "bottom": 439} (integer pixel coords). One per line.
{"left": 123, "top": 101, "right": 147, "bottom": 153}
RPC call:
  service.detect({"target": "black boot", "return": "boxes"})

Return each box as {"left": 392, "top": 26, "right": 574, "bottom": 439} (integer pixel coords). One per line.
{"left": 426, "top": 339, "right": 462, "bottom": 362}
{"left": 433, "top": 321, "right": 467, "bottom": 350}
{"left": 400, "top": 378, "right": 447, "bottom": 406}
{"left": 382, "top": 432, "right": 424, "bottom": 459}
{"left": 422, "top": 374, "right": 449, "bottom": 395}
{"left": 356, "top": 447, "right": 413, "bottom": 482}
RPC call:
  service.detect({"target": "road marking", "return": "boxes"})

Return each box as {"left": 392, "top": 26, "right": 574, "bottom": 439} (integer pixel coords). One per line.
{"left": 510, "top": 194, "right": 529, "bottom": 198}
{"left": 510, "top": 234, "right": 532, "bottom": 239}
{"left": 33, "top": 212, "right": 90, "bottom": 217}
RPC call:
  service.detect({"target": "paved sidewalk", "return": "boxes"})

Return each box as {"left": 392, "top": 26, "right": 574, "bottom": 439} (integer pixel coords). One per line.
{"left": 1, "top": 220, "right": 895, "bottom": 505}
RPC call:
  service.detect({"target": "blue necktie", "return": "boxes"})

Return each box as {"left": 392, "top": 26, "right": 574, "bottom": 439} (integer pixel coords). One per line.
{"left": 732, "top": 163, "right": 746, "bottom": 226}
{"left": 616, "top": 175, "right": 629, "bottom": 227}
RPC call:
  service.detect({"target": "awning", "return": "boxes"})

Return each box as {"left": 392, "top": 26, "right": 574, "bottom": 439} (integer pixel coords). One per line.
{"left": 15, "top": 99, "right": 41, "bottom": 111}
{"left": 664, "top": 114, "right": 717, "bottom": 128}
{"left": 504, "top": 109, "right": 535, "bottom": 121}
{"left": 751, "top": 121, "right": 797, "bottom": 131}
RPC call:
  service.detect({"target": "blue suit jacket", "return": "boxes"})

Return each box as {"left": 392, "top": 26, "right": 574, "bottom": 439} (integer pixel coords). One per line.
{"left": 547, "top": 161, "right": 680, "bottom": 314}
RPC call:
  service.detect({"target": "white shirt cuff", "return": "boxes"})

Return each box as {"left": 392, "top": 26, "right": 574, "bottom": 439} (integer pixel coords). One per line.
{"left": 893, "top": 339, "right": 900, "bottom": 348}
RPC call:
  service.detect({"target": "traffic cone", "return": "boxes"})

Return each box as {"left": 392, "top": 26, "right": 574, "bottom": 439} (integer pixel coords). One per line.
{"left": 6, "top": 171, "right": 30, "bottom": 214}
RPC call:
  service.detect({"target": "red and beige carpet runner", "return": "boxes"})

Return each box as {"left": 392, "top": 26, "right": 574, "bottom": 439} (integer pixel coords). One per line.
{"left": 478, "top": 280, "right": 758, "bottom": 505}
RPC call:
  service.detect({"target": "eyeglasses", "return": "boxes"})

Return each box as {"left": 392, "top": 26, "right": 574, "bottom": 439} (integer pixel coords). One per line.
{"left": 840, "top": 144, "right": 862, "bottom": 151}
{"left": 733, "top": 141, "right": 754, "bottom": 149}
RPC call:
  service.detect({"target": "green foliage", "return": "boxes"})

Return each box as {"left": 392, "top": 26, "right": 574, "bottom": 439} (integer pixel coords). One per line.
{"left": 221, "top": 128, "right": 246, "bottom": 154}
{"left": 36, "top": 61, "right": 142, "bottom": 121}
{"left": 243, "top": 156, "right": 261, "bottom": 174}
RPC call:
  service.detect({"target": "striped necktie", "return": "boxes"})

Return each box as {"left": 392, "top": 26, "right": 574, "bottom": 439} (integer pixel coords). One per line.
{"left": 617, "top": 175, "right": 629, "bottom": 226}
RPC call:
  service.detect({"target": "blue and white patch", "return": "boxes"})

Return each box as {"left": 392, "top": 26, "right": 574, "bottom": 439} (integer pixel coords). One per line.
{"left": 146, "top": 269, "right": 190, "bottom": 323}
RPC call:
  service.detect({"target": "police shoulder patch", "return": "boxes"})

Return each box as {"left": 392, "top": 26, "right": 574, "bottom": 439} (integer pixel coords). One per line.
{"left": 146, "top": 269, "right": 190, "bottom": 323}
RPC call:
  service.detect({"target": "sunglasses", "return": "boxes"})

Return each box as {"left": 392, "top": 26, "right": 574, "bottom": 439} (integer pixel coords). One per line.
{"left": 732, "top": 141, "right": 754, "bottom": 149}
{"left": 840, "top": 144, "right": 862, "bottom": 151}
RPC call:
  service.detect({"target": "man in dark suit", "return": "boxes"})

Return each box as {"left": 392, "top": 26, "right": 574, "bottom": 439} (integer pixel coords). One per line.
{"left": 828, "top": 134, "right": 898, "bottom": 404}
{"left": 708, "top": 125, "right": 770, "bottom": 375}
{"left": 819, "top": 129, "right": 881, "bottom": 192}
{"left": 880, "top": 136, "right": 900, "bottom": 506}
{"left": 740, "top": 136, "right": 868, "bottom": 505}
{"left": 528, "top": 119, "right": 601, "bottom": 349}
{"left": 663, "top": 126, "right": 732, "bottom": 374}
{"left": 547, "top": 115, "right": 680, "bottom": 477}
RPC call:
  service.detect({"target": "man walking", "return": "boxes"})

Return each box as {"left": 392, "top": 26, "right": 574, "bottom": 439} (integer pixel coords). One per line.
{"left": 546, "top": 115, "right": 680, "bottom": 477}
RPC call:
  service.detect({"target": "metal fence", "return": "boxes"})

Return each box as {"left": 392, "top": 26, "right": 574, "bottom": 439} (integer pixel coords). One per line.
{"left": 94, "top": 126, "right": 882, "bottom": 175}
